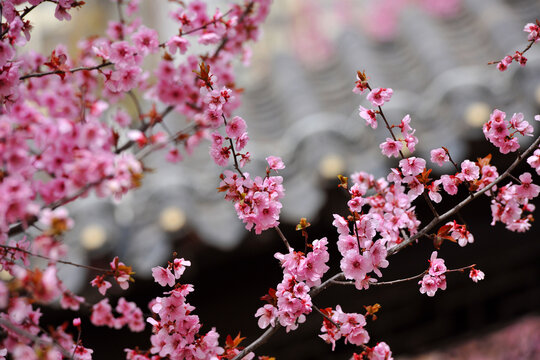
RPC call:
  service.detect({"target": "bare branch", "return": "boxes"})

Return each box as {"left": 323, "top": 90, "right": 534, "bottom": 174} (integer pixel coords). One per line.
{"left": 274, "top": 226, "right": 292, "bottom": 251}
{"left": 231, "top": 325, "right": 281, "bottom": 360}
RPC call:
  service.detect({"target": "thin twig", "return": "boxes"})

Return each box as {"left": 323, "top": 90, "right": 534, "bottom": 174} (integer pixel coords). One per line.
{"left": 274, "top": 226, "right": 292, "bottom": 251}
{"left": 331, "top": 264, "right": 475, "bottom": 287}
{"left": 221, "top": 113, "right": 246, "bottom": 178}
{"left": 8, "top": 177, "right": 111, "bottom": 237}
{"left": 231, "top": 325, "right": 281, "bottom": 360}
{"left": 488, "top": 36, "right": 537, "bottom": 65}
{"left": 313, "top": 305, "right": 340, "bottom": 329}
{"left": 1, "top": 4, "right": 38, "bottom": 38}
{"left": 0, "top": 244, "right": 109, "bottom": 272}
{"left": 181, "top": 9, "right": 233, "bottom": 36}
{"left": 19, "top": 62, "right": 113, "bottom": 81}
{"left": 422, "top": 190, "right": 439, "bottom": 218}
{"left": 310, "top": 272, "right": 345, "bottom": 298}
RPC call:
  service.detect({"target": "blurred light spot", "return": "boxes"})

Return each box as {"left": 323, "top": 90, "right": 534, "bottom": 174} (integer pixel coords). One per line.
{"left": 465, "top": 102, "right": 490, "bottom": 127}
{"left": 159, "top": 207, "right": 186, "bottom": 232}
{"left": 80, "top": 225, "right": 107, "bottom": 250}
{"left": 401, "top": 142, "right": 411, "bottom": 157}
{"left": 535, "top": 85, "right": 540, "bottom": 105}
{"left": 319, "top": 154, "right": 345, "bottom": 179}
{"left": 0, "top": 270, "right": 13, "bottom": 281}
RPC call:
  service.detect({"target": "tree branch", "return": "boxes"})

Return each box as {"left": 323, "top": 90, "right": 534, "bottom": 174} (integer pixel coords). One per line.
{"left": 388, "top": 134, "right": 540, "bottom": 256}
{"left": 274, "top": 226, "right": 291, "bottom": 251}
{"left": 231, "top": 324, "right": 281, "bottom": 360}
{"left": 0, "top": 317, "right": 72, "bottom": 358}
{"left": 19, "top": 62, "right": 113, "bottom": 81}
{"left": 0, "top": 244, "right": 109, "bottom": 272}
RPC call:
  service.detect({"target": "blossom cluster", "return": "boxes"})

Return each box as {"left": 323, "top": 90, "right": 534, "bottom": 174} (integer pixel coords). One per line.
{"left": 255, "top": 238, "right": 330, "bottom": 332}
{"left": 319, "top": 305, "right": 370, "bottom": 350}
{"left": 496, "top": 22, "right": 539, "bottom": 71}
{"left": 144, "top": 258, "right": 226, "bottom": 359}
{"left": 418, "top": 251, "right": 448, "bottom": 297}
{"left": 0, "top": 296, "right": 93, "bottom": 359}
{"left": 489, "top": 172, "right": 538, "bottom": 232}
{"left": 91, "top": 297, "right": 145, "bottom": 332}
{"left": 482, "top": 109, "right": 534, "bottom": 154}
{"left": 218, "top": 164, "right": 285, "bottom": 234}
{"left": 0, "top": 0, "right": 273, "bottom": 358}
{"left": 1, "top": 0, "right": 540, "bottom": 358}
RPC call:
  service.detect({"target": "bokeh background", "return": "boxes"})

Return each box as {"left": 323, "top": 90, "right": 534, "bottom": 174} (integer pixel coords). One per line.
{"left": 17, "top": 0, "right": 540, "bottom": 358}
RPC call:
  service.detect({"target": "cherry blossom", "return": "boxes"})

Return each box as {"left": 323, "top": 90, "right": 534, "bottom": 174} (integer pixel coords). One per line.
{"left": 469, "top": 268, "right": 485, "bottom": 283}
{"left": 0, "top": 2, "right": 538, "bottom": 359}
{"left": 366, "top": 87, "right": 393, "bottom": 107}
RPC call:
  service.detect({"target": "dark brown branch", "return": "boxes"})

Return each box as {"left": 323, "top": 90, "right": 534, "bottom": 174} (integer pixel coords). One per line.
{"left": 1, "top": 4, "right": 39, "bottom": 39}
{"left": 313, "top": 305, "right": 340, "bottom": 328}
{"left": 231, "top": 325, "right": 281, "bottom": 360}
{"left": 19, "top": 62, "right": 113, "bottom": 81}
{"left": 8, "top": 177, "right": 111, "bottom": 237}
{"left": 274, "top": 226, "right": 292, "bottom": 251}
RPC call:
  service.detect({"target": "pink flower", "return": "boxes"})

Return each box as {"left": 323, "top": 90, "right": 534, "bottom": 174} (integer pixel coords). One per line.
{"left": 152, "top": 266, "right": 175, "bottom": 287}
{"left": 226, "top": 116, "right": 247, "bottom": 138}
{"left": 370, "top": 342, "right": 393, "bottom": 360}
{"left": 379, "top": 138, "right": 402, "bottom": 158}
{"left": 255, "top": 304, "right": 277, "bottom": 329}
{"left": 165, "top": 147, "right": 183, "bottom": 163}
{"left": 172, "top": 258, "right": 191, "bottom": 279}
{"left": 524, "top": 22, "right": 540, "bottom": 42}
{"left": 516, "top": 172, "right": 540, "bottom": 199}
{"left": 469, "top": 268, "right": 485, "bottom": 283}
{"left": 419, "top": 274, "right": 445, "bottom": 297}
{"left": 347, "top": 196, "right": 364, "bottom": 213}
{"left": 109, "top": 41, "right": 139, "bottom": 66}
{"left": 428, "top": 251, "right": 446, "bottom": 276}
{"left": 366, "top": 87, "right": 393, "bottom": 107}
{"left": 399, "top": 157, "right": 426, "bottom": 176}
{"left": 358, "top": 105, "right": 378, "bottom": 129}
{"left": 266, "top": 156, "right": 285, "bottom": 171}
{"left": 457, "top": 159, "right": 480, "bottom": 182}
{"left": 236, "top": 132, "right": 249, "bottom": 150}
{"left": 440, "top": 174, "right": 460, "bottom": 195}
{"left": 167, "top": 36, "right": 189, "bottom": 54}
{"left": 91, "top": 299, "right": 115, "bottom": 327}
{"left": 113, "top": 108, "right": 131, "bottom": 127}
{"left": 61, "top": 292, "right": 84, "bottom": 311}
{"left": 341, "top": 250, "right": 373, "bottom": 283}
{"left": 430, "top": 148, "right": 449, "bottom": 166}
{"left": 91, "top": 275, "right": 112, "bottom": 296}
{"left": 132, "top": 26, "right": 159, "bottom": 55}
{"left": 527, "top": 149, "right": 540, "bottom": 175}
